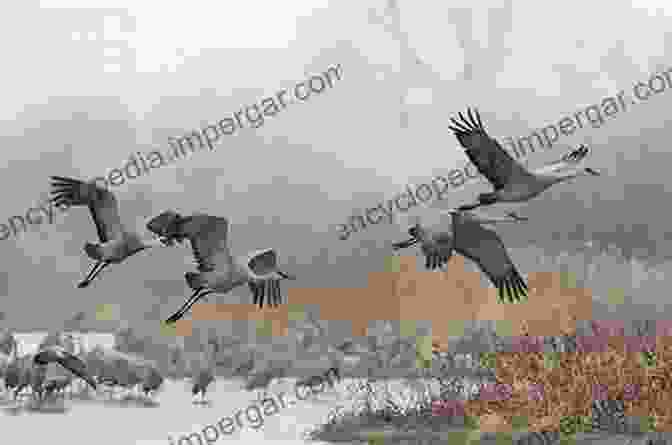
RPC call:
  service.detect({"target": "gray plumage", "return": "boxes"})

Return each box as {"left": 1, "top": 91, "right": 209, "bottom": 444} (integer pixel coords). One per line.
{"left": 43, "top": 375, "right": 73, "bottom": 398}
{"left": 146, "top": 211, "right": 296, "bottom": 323}
{"left": 244, "top": 366, "right": 286, "bottom": 401}
{"left": 392, "top": 208, "right": 529, "bottom": 303}
{"left": 49, "top": 176, "right": 171, "bottom": 288}
{"left": 141, "top": 367, "right": 164, "bottom": 397}
{"left": 33, "top": 345, "right": 97, "bottom": 390}
{"left": 448, "top": 108, "right": 601, "bottom": 211}
{"left": 191, "top": 368, "right": 215, "bottom": 402}
{"left": 5, "top": 354, "right": 39, "bottom": 400}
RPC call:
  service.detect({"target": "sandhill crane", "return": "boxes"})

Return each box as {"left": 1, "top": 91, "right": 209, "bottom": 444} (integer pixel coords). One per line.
{"left": 190, "top": 338, "right": 219, "bottom": 404}
{"left": 191, "top": 367, "right": 215, "bottom": 404}
{"left": 448, "top": 109, "right": 601, "bottom": 212}
{"left": 141, "top": 367, "right": 164, "bottom": 400}
{"left": 94, "top": 375, "right": 122, "bottom": 399}
{"left": 33, "top": 345, "right": 97, "bottom": 391}
{"left": 232, "top": 353, "right": 255, "bottom": 378}
{"left": 43, "top": 375, "right": 73, "bottom": 399}
{"left": 36, "top": 331, "right": 85, "bottom": 396}
{"left": 0, "top": 329, "right": 17, "bottom": 395}
{"left": 3, "top": 352, "right": 54, "bottom": 403}
{"left": 49, "top": 176, "right": 174, "bottom": 288}
{"left": 0, "top": 329, "right": 17, "bottom": 357}
{"left": 245, "top": 364, "right": 287, "bottom": 403}
{"left": 0, "top": 331, "right": 45, "bottom": 402}
{"left": 4, "top": 355, "right": 35, "bottom": 401}
{"left": 146, "top": 211, "right": 297, "bottom": 324}
{"left": 392, "top": 208, "right": 529, "bottom": 303}
{"left": 87, "top": 347, "right": 162, "bottom": 400}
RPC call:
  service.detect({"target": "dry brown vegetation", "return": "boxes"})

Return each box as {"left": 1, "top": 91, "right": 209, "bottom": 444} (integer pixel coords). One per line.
{"left": 161, "top": 252, "right": 672, "bottom": 434}
{"left": 168, "top": 255, "right": 594, "bottom": 345}
{"left": 461, "top": 333, "right": 672, "bottom": 432}
{"left": 384, "top": 255, "right": 671, "bottom": 433}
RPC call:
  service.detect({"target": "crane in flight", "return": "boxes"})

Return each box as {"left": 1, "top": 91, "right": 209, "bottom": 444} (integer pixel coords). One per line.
{"left": 392, "top": 207, "right": 529, "bottom": 303}
{"left": 49, "top": 176, "right": 174, "bottom": 288}
{"left": 448, "top": 108, "right": 601, "bottom": 213}
{"left": 146, "top": 211, "right": 296, "bottom": 323}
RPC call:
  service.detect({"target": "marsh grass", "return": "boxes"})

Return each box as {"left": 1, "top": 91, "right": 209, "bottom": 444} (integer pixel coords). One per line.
{"left": 5, "top": 243, "right": 671, "bottom": 443}
{"left": 304, "top": 361, "right": 492, "bottom": 443}
{"left": 305, "top": 244, "right": 672, "bottom": 444}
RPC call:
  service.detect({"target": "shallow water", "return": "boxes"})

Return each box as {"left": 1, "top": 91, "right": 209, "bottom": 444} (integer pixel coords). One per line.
{"left": 1, "top": 377, "right": 343, "bottom": 445}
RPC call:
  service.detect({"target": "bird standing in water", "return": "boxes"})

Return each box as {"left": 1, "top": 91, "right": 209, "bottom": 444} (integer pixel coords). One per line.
{"left": 33, "top": 345, "right": 97, "bottom": 391}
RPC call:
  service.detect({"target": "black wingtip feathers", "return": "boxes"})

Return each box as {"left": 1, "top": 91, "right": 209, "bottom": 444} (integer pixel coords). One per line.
{"left": 496, "top": 271, "right": 528, "bottom": 304}
{"left": 448, "top": 108, "right": 486, "bottom": 145}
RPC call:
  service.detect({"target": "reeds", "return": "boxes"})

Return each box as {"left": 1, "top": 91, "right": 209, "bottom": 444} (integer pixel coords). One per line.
{"left": 307, "top": 243, "right": 672, "bottom": 443}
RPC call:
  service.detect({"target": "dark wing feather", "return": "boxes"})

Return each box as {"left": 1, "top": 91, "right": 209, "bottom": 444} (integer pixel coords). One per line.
{"left": 177, "top": 214, "right": 231, "bottom": 272}
{"left": 452, "top": 214, "right": 528, "bottom": 303}
{"left": 0, "top": 330, "right": 17, "bottom": 356}
{"left": 249, "top": 282, "right": 265, "bottom": 308}
{"left": 419, "top": 230, "right": 454, "bottom": 271}
{"left": 448, "top": 108, "right": 532, "bottom": 190}
{"left": 50, "top": 176, "right": 125, "bottom": 242}
{"left": 34, "top": 347, "right": 97, "bottom": 389}
{"left": 244, "top": 250, "right": 283, "bottom": 307}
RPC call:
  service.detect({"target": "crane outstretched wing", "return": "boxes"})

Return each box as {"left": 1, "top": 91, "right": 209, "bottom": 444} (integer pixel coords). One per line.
{"left": 50, "top": 176, "right": 125, "bottom": 242}
{"left": 448, "top": 108, "right": 533, "bottom": 190}
{"left": 452, "top": 215, "right": 528, "bottom": 303}
{"left": 34, "top": 346, "right": 97, "bottom": 389}
{"left": 147, "top": 212, "right": 231, "bottom": 272}
{"left": 184, "top": 215, "right": 232, "bottom": 272}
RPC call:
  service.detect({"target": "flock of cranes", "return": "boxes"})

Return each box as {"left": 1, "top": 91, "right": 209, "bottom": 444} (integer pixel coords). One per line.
{"left": 393, "top": 108, "right": 601, "bottom": 303}
{"left": 0, "top": 107, "right": 602, "bottom": 406}
{"left": 53, "top": 108, "right": 601, "bottom": 317}
{"left": 0, "top": 329, "right": 342, "bottom": 407}
{"left": 2, "top": 342, "right": 97, "bottom": 404}
{"left": 0, "top": 331, "right": 216, "bottom": 406}
{"left": 49, "top": 177, "right": 297, "bottom": 322}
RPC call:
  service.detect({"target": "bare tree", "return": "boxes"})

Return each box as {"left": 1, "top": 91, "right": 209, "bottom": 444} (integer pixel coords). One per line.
{"left": 368, "top": 0, "right": 441, "bottom": 129}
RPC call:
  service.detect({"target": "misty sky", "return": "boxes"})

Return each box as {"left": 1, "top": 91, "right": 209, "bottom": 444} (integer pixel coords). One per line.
{"left": 3, "top": 0, "right": 672, "bottom": 331}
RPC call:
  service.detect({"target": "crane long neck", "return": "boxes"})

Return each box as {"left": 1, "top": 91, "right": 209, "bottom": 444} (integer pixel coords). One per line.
{"left": 410, "top": 225, "right": 430, "bottom": 243}
{"left": 537, "top": 172, "right": 575, "bottom": 186}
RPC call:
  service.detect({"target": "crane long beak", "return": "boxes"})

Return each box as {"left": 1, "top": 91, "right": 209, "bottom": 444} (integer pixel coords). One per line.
{"left": 277, "top": 271, "right": 296, "bottom": 280}
{"left": 585, "top": 167, "right": 601, "bottom": 176}
{"left": 392, "top": 237, "right": 418, "bottom": 250}
{"left": 506, "top": 212, "right": 529, "bottom": 222}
